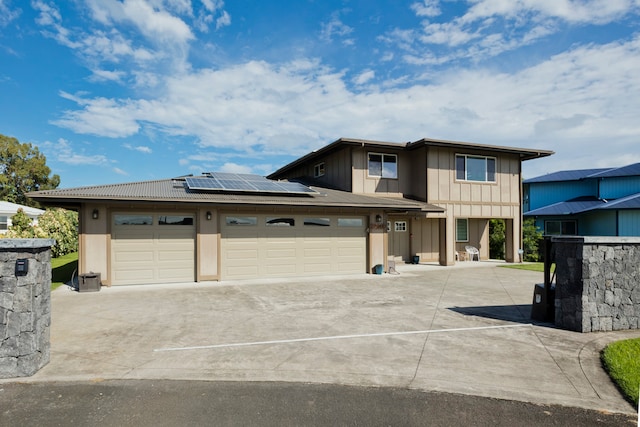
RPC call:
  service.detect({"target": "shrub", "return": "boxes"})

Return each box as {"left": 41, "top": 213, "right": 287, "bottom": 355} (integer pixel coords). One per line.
{"left": 5, "top": 208, "right": 78, "bottom": 257}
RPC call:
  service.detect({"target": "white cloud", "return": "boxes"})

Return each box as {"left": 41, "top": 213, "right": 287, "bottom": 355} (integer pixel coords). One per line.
{"left": 50, "top": 138, "right": 109, "bottom": 166}
{"left": 219, "top": 162, "right": 253, "bottom": 174}
{"left": 353, "top": 69, "right": 375, "bottom": 85}
{"left": 123, "top": 143, "right": 152, "bottom": 153}
{"left": 411, "top": 0, "right": 441, "bottom": 18}
{"left": 0, "top": 0, "right": 21, "bottom": 27}
{"left": 215, "top": 10, "right": 230, "bottom": 29}
{"left": 51, "top": 34, "right": 640, "bottom": 179}
{"left": 320, "top": 12, "right": 354, "bottom": 43}
{"left": 113, "top": 167, "right": 128, "bottom": 175}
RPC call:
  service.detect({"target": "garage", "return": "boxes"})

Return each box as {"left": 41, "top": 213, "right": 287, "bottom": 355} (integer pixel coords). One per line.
{"left": 221, "top": 214, "right": 367, "bottom": 280}
{"left": 111, "top": 213, "right": 196, "bottom": 285}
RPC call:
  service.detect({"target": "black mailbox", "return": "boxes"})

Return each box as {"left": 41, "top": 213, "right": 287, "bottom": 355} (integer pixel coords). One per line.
{"left": 15, "top": 259, "right": 29, "bottom": 276}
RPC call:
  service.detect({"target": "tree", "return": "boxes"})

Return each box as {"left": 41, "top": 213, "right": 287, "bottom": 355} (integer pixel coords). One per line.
{"left": 4, "top": 208, "right": 78, "bottom": 257}
{"left": 0, "top": 133, "right": 60, "bottom": 207}
{"left": 489, "top": 219, "right": 505, "bottom": 260}
{"left": 522, "top": 218, "right": 543, "bottom": 262}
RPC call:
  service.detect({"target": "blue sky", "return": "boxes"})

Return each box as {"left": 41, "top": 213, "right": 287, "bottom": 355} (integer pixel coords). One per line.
{"left": 1, "top": 1, "right": 640, "bottom": 187}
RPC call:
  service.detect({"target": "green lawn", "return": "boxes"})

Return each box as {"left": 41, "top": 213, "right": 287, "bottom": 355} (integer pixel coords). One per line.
{"left": 499, "top": 262, "right": 545, "bottom": 272}
{"left": 602, "top": 337, "right": 640, "bottom": 407}
{"left": 51, "top": 252, "right": 78, "bottom": 290}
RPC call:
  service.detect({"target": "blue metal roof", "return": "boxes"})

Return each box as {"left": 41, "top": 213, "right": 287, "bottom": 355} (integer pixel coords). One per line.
{"left": 523, "top": 168, "right": 610, "bottom": 183}
{"left": 594, "top": 192, "right": 640, "bottom": 210}
{"left": 590, "top": 163, "right": 640, "bottom": 178}
{"left": 524, "top": 196, "right": 604, "bottom": 216}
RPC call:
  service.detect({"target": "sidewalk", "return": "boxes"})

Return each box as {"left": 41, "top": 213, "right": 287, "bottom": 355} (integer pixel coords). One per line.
{"left": 4, "top": 262, "right": 639, "bottom": 415}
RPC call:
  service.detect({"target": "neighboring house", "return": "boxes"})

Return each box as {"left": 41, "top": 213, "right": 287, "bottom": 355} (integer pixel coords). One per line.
{"left": 29, "top": 137, "right": 552, "bottom": 286}
{"left": 0, "top": 201, "right": 45, "bottom": 234}
{"left": 523, "top": 163, "right": 640, "bottom": 236}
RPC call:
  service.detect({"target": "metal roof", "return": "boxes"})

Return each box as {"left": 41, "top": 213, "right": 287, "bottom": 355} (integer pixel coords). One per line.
{"left": 524, "top": 162, "right": 640, "bottom": 184}
{"left": 523, "top": 168, "right": 610, "bottom": 183}
{"left": 524, "top": 196, "right": 604, "bottom": 216}
{"left": 525, "top": 193, "right": 640, "bottom": 216}
{"left": 27, "top": 177, "right": 445, "bottom": 213}
{"left": 269, "top": 137, "right": 553, "bottom": 179}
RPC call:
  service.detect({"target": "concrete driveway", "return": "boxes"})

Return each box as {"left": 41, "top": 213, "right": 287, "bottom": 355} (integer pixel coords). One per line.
{"left": 9, "top": 262, "right": 640, "bottom": 414}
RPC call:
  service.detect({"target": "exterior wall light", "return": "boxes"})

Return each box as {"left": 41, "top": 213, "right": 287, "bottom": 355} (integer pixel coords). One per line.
{"left": 206, "top": 211, "right": 212, "bottom": 221}
{"left": 375, "top": 214, "right": 382, "bottom": 223}
{"left": 92, "top": 209, "right": 99, "bottom": 220}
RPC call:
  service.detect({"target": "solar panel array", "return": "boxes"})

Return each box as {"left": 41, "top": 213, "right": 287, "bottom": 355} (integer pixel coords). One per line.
{"left": 185, "top": 172, "right": 319, "bottom": 195}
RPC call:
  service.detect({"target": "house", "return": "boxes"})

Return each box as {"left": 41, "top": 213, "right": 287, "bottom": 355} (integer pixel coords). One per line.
{"left": 28, "top": 137, "right": 552, "bottom": 286}
{"left": 523, "top": 163, "right": 640, "bottom": 236}
{"left": 0, "top": 201, "right": 45, "bottom": 233}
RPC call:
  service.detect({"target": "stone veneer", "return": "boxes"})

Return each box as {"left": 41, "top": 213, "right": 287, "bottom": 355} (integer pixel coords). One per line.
{"left": 553, "top": 236, "right": 640, "bottom": 333}
{"left": 0, "top": 239, "right": 55, "bottom": 378}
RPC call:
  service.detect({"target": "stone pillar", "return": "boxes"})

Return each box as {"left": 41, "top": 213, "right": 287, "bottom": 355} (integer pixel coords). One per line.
{"left": 0, "top": 239, "right": 55, "bottom": 378}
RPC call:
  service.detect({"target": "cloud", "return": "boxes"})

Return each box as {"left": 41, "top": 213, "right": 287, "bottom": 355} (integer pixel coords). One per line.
{"left": 50, "top": 31, "right": 640, "bottom": 179}
{"left": 0, "top": 0, "right": 21, "bottom": 27}
{"left": 113, "top": 167, "right": 128, "bottom": 175}
{"left": 219, "top": 162, "right": 253, "bottom": 174}
{"left": 50, "top": 138, "right": 109, "bottom": 166}
{"left": 385, "top": 0, "right": 640, "bottom": 66}
{"left": 320, "top": 11, "right": 354, "bottom": 43}
{"left": 353, "top": 69, "right": 375, "bottom": 85}
{"left": 216, "top": 10, "right": 231, "bottom": 30}
{"left": 123, "top": 143, "right": 152, "bottom": 153}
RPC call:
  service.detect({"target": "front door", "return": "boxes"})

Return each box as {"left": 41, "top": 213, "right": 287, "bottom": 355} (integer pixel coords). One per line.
{"left": 387, "top": 218, "right": 411, "bottom": 263}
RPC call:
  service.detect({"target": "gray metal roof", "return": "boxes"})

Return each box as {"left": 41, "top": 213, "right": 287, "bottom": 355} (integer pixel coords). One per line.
{"left": 524, "top": 197, "right": 604, "bottom": 216}
{"left": 269, "top": 137, "right": 553, "bottom": 179}
{"left": 590, "top": 162, "right": 640, "bottom": 179}
{"left": 28, "top": 177, "right": 444, "bottom": 212}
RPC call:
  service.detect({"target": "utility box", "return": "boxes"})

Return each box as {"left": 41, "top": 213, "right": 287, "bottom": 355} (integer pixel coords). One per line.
{"left": 78, "top": 272, "right": 101, "bottom": 292}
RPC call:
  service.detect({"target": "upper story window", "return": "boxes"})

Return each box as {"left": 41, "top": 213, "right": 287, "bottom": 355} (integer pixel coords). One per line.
{"left": 456, "top": 155, "right": 496, "bottom": 182}
{"left": 314, "top": 162, "right": 325, "bottom": 178}
{"left": 368, "top": 153, "right": 397, "bottom": 179}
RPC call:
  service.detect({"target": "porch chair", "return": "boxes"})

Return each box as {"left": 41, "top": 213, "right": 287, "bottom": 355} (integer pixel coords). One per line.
{"left": 465, "top": 246, "right": 480, "bottom": 261}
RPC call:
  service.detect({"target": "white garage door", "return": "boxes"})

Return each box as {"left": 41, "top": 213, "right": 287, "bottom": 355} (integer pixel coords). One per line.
{"left": 111, "top": 213, "right": 195, "bottom": 285}
{"left": 221, "top": 214, "right": 367, "bottom": 280}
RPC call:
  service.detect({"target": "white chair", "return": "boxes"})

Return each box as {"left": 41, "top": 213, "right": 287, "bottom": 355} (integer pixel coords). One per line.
{"left": 465, "top": 246, "right": 480, "bottom": 261}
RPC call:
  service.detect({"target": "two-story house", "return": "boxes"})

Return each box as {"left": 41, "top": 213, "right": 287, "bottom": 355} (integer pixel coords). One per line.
{"left": 29, "top": 137, "right": 552, "bottom": 286}
{"left": 523, "top": 163, "right": 640, "bottom": 236}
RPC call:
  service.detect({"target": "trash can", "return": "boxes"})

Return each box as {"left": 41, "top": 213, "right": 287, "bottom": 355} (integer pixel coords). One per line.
{"left": 373, "top": 264, "right": 383, "bottom": 275}
{"left": 78, "top": 272, "right": 101, "bottom": 292}
{"left": 412, "top": 255, "right": 420, "bottom": 264}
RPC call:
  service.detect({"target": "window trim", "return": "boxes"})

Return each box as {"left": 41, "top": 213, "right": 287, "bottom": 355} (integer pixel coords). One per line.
{"left": 394, "top": 221, "right": 407, "bottom": 232}
{"left": 456, "top": 218, "right": 469, "bottom": 242}
{"left": 367, "top": 152, "right": 398, "bottom": 179}
{"left": 314, "top": 162, "right": 325, "bottom": 178}
{"left": 455, "top": 154, "right": 496, "bottom": 183}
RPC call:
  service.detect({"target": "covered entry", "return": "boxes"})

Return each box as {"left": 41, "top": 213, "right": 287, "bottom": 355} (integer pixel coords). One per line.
{"left": 111, "top": 213, "right": 196, "bottom": 285}
{"left": 221, "top": 214, "right": 367, "bottom": 280}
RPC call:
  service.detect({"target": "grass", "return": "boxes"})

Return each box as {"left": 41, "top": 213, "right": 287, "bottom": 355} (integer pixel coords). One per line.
{"left": 499, "top": 262, "right": 545, "bottom": 272}
{"left": 51, "top": 252, "right": 78, "bottom": 290}
{"left": 601, "top": 337, "right": 640, "bottom": 407}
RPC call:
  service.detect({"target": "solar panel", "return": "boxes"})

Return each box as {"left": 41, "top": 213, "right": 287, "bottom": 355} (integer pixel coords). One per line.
{"left": 185, "top": 173, "right": 319, "bottom": 195}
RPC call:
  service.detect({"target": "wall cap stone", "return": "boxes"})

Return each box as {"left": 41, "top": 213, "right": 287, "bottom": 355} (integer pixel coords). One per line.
{"left": 0, "top": 239, "right": 56, "bottom": 249}
{"left": 550, "top": 236, "right": 640, "bottom": 244}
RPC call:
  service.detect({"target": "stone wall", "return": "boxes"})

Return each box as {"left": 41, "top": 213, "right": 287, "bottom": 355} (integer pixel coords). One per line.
{"left": 553, "top": 236, "right": 640, "bottom": 333}
{"left": 0, "top": 239, "right": 55, "bottom": 378}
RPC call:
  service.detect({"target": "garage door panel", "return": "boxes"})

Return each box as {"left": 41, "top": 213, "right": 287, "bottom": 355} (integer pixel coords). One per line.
{"left": 112, "top": 214, "right": 195, "bottom": 285}
{"left": 221, "top": 214, "right": 366, "bottom": 280}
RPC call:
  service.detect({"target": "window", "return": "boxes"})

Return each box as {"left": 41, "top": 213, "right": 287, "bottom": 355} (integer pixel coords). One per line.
{"left": 304, "top": 218, "right": 330, "bottom": 227}
{"left": 0, "top": 215, "right": 7, "bottom": 231}
{"left": 456, "top": 218, "right": 469, "bottom": 242}
{"left": 114, "top": 215, "right": 153, "bottom": 225}
{"left": 394, "top": 221, "right": 407, "bottom": 232}
{"left": 314, "top": 162, "right": 325, "bottom": 177}
{"left": 455, "top": 155, "right": 496, "bottom": 182}
{"left": 159, "top": 215, "right": 194, "bottom": 225}
{"left": 225, "top": 216, "right": 257, "bottom": 226}
{"left": 545, "top": 220, "right": 577, "bottom": 236}
{"left": 266, "top": 217, "right": 295, "bottom": 226}
{"left": 338, "top": 218, "right": 363, "bottom": 227}
{"left": 368, "top": 153, "right": 398, "bottom": 179}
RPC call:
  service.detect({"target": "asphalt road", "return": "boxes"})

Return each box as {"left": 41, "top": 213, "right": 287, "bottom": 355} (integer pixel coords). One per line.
{"left": 1, "top": 380, "right": 636, "bottom": 426}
